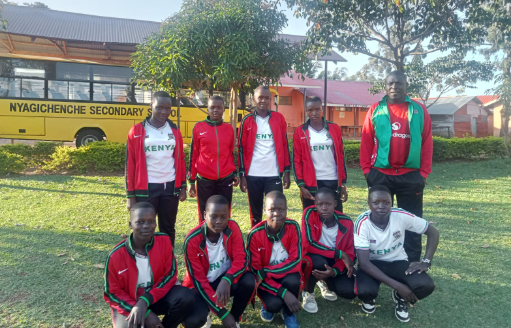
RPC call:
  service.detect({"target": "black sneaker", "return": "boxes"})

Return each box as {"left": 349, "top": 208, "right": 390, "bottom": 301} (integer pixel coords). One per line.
{"left": 361, "top": 299, "right": 376, "bottom": 314}
{"left": 392, "top": 290, "right": 410, "bottom": 322}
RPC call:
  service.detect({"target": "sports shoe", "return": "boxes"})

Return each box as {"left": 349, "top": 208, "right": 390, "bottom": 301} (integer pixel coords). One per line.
{"left": 361, "top": 299, "right": 376, "bottom": 314}
{"left": 201, "top": 313, "right": 211, "bottom": 328}
{"left": 301, "top": 291, "right": 318, "bottom": 313}
{"left": 235, "top": 323, "right": 240, "bottom": 328}
{"left": 317, "top": 281, "right": 337, "bottom": 301}
{"left": 260, "top": 306, "right": 274, "bottom": 323}
{"left": 392, "top": 290, "right": 410, "bottom": 322}
{"left": 281, "top": 311, "right": 300, "bottom": 328}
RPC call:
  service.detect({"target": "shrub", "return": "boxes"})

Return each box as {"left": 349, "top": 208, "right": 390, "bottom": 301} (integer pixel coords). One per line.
{"left": 432, "top": 137, "right": 506, "bottom": 161}
{"left": 343, "top": 143, "right": 360, "bottom": 163}
{"left": 0, "top": 141, "right": 62, "bottom": 167}
{"left": 0, "top": 151, "right": 25, "bottom": 175}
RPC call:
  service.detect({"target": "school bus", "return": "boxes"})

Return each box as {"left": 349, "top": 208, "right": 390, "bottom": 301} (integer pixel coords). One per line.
{"left": 0, "top": 57, "right": 276, "bottom": 146}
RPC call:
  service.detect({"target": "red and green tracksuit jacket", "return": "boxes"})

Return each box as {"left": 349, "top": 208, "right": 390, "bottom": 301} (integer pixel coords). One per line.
{"left": 182, "top": 220, "right": 249, "bottom": 319}
{"left": 188, "top": 117, "right": 237, "bottom": 182}
{"left": 293, "top": 119, "right": 347, "bottom": 192}
{"left": 246, "top": 219, "right": 302, "bottom": 299}
{"left": 301, "top": 206, "right": 355, "bottom": 276}
{"left": 103, "top": 233, "right": 178, "bottom": 317}
{"left": 237, "top": 110, "right": 291, "bottom": 177}
{"left": 125, "top": 119, "right": 186, "bottom": 197}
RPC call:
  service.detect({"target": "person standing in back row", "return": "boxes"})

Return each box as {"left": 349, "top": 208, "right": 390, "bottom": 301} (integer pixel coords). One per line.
{"left": 360, "top": 71, "right": 433, "bottom": 262}
{"left": 125, "top": 91, "right": 187, "bottom": 246}
{"left": 188, "top": 95, "right": 239, "bottom": 223}
{"left": 293, "top": 96, "right": 348, "bottom": 212}
{"left": 238, "top": 86, "right": 291, "bottom": 227}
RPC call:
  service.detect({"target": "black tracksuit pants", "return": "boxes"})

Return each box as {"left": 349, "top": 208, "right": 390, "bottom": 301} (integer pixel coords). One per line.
{"left": 301, "top": 180, "right": 343, "bottom": 212}
{"left": 184, "top": 271, "right": 256, "bottom": 327}
{"left": 111, "top": 285, "right": 195, "bottom": 328}
{"left": 196, "top": 175, "right": 235, "bottom": 223}
{"left": 136, "top": 181, "right": 179, "bottom": 246}
{"left": 304, "top": 254, "right": 355, "bottom": 299}
{"left": 246, "top": 176, "right": 283, "bottom": 227}
{"left": 355, "top": 260, "right": 435, "bottom": 303}
{"left": 366, "top": 169, "right": 426, "bottom": 262}
{"left": 258, "top": 272, "right": 301, "bottom": 316}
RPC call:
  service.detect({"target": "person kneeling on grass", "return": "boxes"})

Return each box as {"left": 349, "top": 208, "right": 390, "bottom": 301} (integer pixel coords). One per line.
{"left": 247, "top": 191, "right": 302, "bottom": 328}
{"left": 103, "top": 202, "right": 195, "bottom": 328}
{"left": 182, "top": 195, "right": 256, "bottom": 328}
{"left": 354, "top": 185, "right": 439, "bottom": 323}
{"left": 301, "top": 188, "right": 356, "bottom": 314}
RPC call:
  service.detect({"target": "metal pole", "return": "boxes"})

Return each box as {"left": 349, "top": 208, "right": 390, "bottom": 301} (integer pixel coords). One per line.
{"left": 303, "top": 88, "right": 307, "bottom": 123}
{"left": 354, "top": 107, "right": 357, "bottom": 138}
{"left": 324, "top": 60, "right": 328, "bottom": 119}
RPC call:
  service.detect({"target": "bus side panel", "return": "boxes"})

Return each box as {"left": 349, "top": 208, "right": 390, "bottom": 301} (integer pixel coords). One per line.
{"left": 0, "top": 116, "right": 45, "bottom": 136}
{"left": 44, "top": 118, "right": 137, "bottom": 143}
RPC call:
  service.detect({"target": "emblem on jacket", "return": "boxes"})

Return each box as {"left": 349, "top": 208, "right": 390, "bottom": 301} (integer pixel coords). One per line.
{"left": 168, "top": 133, "right": 175, "bottom": 141}
{"left": 392, "top": 230, "right": 402, "bottom": 241}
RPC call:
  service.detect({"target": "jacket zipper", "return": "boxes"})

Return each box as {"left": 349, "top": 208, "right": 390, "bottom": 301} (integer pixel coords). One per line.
{"left": 215, "top": 125, "right": 220, "bottom": 180}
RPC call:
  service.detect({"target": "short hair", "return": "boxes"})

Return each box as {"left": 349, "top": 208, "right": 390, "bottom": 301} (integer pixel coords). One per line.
{"left": 385, "top": 70, "right": 407, "bottom": 83}
{"left": 152, "top": 90, "right": 171, "bottom": 100}
{"left": 254, "top": 85, "right": 270, "bottom": 94}
{"left": 205, "top": 195, "right": 229, "bottom": 210}
{"left": 306, "top": 96, "right": 322, "bottom": 107}
{"left": 266, "top": 190, "right": 287, "bottom": 204}
{"left": 368, "top": 185, "right": 392, "bottom": 197}
{"left": 208, "top": 95, "right": 224, "bottom": 105}
{"left": 316, "top": 187, "right": 335, "bottom": 200}
{"left": 130, "top": 202, "right": 155, "bottom": 213}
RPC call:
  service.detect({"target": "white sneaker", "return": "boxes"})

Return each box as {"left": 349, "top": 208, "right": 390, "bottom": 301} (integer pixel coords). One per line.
{"left": 361, "top": 299, "right": 376, "bottom": 314}
{"left": 236, "top": 323, "right": 240, "bottom": 328}
{"left": 302, "top": 291, "right": 318, "bottom": 313}
{"left": 317, "top": 281, "right": 337, "bottom": 301}
{"left": 201, "top": 313, "right": 212, "bottom": 328}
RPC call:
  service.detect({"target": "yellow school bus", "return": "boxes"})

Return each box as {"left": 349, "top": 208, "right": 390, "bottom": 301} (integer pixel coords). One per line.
{"left": 0, "top": 56, "right": 264, "bottom": 146}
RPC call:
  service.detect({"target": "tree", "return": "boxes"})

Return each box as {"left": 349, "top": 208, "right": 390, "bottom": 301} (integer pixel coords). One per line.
{"left": 300, "top": 60, "right": 322, "bottom": 79}
{"left": 132, "top": 0, "right": 306, "bottom": 134}
{"left": 23, "top": 2, "right": 49, "bottom": 8}
{"left": 316, "top": 67, "right": 348, "bottom": 80}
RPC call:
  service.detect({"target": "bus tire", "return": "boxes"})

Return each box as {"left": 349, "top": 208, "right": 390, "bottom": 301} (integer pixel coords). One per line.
{"left": 76, "top": 129, "right": 105, "bottom": 147}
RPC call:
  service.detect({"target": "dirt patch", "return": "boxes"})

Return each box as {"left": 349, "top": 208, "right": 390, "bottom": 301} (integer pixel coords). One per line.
{"left": 7, "top": 291, "right": 30, "bottom": 304}
{"left": 80, "top": 293, "right": 99, "bottom": 304}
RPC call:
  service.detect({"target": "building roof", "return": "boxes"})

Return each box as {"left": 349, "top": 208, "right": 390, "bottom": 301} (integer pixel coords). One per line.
{"left": 1, "top": 5, "right": 346, "bottom": 62}
{"left": 278, "top": 72, "right": 385, "bottom": 107}
{"left": 426, "top": 96, "right": 482, "bottom": 115}
{"left": 477, "top": 95, "right": 499, "bottom": 105}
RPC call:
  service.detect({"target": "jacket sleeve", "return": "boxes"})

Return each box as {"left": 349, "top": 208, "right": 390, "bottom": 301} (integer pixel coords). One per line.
{"left": 360, "top": 105, "right": 376, "bottom": 175}
{"left": 125, "top": 127, "right": 136, "bottom": 197}
{"left": 230, "top": 126, "right": 238, "bottom": 176}
{"left": 246, "top": 228, "right": 287, "bottom": 299}
{"left": 188, "top": 124, "right": 199, "bottom": 183}
{"left": 177, "top": 129, "right": 187, "bottom": 188}
{"left": 301, "top": 208, "right": 341, "bottom": 260}
{"left": 103, "top": 253, "right": 137, "bottom": 316}
{"left": 258, "top": 222, "right": 302, "bottom": 284}
{"left": 237, "top": 117, "right": 246, "bottom": 176}
{"left": 336, "top": 126, "right": 347, "bottom": 184}
{"left": 140, "top": 237, "right": 178, "bottom": 307}
{"left": 292, "top": 128, "right": 305, "bottom": 187}
{"left": 332, "top": 220, "right": 356, "bottom": 276}
{"left": 223, "top": 221, "right": 248, "bottom": 284}
{"left": 419, "top": 105, "right": 433, "bottom": 179}
{"left": 281, "top": 114, "right": 291, "bottom": 172}
{"left": 184, "top": 235, "right": 230, "bottom": 319}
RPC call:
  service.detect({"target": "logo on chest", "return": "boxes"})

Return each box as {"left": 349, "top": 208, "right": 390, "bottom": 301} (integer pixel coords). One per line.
{"left": 391, "top": 122, "right": 401, "bottom": 131}
{"left": 392, "top": 230, "right": 402, "bottom": 241}
{"left": 256, "top": 133, "right": 273, "bottom": 140}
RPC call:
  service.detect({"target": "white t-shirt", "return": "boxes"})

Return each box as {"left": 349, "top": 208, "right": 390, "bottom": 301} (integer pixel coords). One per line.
{"left": 318, "top": 223, "right": 338, "bottom": 248}
{"left": 206, "top": 234, "right": 232, "bottom": 283}
{"left": 144, "top": 122, "right": 176, "bottom": 184}
{"left": 354, "top": 208, "right": 429, "bottom": 261}
{"left": 247, "top": 115, "right": 279, "bottom": 177}
{"left": 269, "top": 240, "right": 289, "bottom": 266}
{"left": 308, "top": 126, "right": 338, "bottom": 180}
{"left": 135, "top": 253, "right": 153, "bottom": 288}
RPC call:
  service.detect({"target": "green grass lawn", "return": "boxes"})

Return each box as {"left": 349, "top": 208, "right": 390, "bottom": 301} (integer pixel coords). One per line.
{"left": 1, "top": 159, "right": 510, "bottom": 328}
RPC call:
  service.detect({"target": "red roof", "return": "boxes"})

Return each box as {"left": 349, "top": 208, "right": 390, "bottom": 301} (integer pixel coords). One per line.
{"left": 278, "top": 72, "right": 385, "bottom": 107}
{"left": 476, "top": 95, "right": 499, "bottom": 105}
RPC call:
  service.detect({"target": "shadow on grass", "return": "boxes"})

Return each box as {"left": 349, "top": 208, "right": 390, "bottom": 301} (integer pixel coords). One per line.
{"left": 0, "top": 183, "right": 124, "bottom": 198}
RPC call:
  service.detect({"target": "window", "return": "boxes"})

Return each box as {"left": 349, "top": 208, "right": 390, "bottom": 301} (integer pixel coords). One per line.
{"left": 69, "top": 81, "right": 90, "bottom": 101}
{"left": 57, "top": 62, "right": 90, "bottom": 81}
{"left": 48, "top": 81, "right": 69, "bottom": 100}
{"left": 0, "top": 78, "right": 20, "bottom": 97}
{"left": 112, "top": 84, "right": 129, "bottom": 102}
{"left": 336, "top": 107, "right": 352, "bottom": 112}
{"left": 135, "top": 87, "right": 152, "bottom": 104}
{"left": 92, "top": 65, "right": 132, "bottom": 83}
{"left": 278, "top": 96, "right": 292, "bottom": 106}
{"left": 21, "top": 79, "right": 44, "bottom": 98}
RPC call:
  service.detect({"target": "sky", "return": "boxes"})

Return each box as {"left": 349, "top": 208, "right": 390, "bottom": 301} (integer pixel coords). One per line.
{"left": 32, "top": 0, "right": 496, "bottom": 97}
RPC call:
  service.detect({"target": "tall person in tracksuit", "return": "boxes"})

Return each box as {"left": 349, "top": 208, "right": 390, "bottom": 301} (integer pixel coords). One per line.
{"left": 238, "top": 85, "right": 291, "bottom": 227}
{"left": 360, "top": 71, "right": 433, "bottom": 262}
{"left": 293, "top": 96, "right": 348, "bottom": 212}
{"left": 125, "top": 91, "right": 187, "bottom": 246}
{"left": 188, "top": 95, "right": 239, "bottom": 223}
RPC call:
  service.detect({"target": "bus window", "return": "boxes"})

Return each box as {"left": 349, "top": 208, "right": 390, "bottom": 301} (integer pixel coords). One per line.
{"left": 92, "top": 65, "right": 132, "bottom": 83}
{"left": 69, "top": 81, "right": 90, "bottom": 101}
{"left": 21, "top": 79, "right": 44, "bottom": 99}
{"left": 0, "top": 77, "right": 20, "bottom": 97}
{"left": 134, "top": 87, "right": 151, "bottom": 104}
{"left": 93, "top": 83, "right": 111, "bottom": 102}
{"left": 48, "top": 80, "right": 69, "bottom": 99}
{"left": 112, "top": 84, "right": 129, "bottom": 102}
{"left": 57, "top": 62, "right": 90, "bottom": 81}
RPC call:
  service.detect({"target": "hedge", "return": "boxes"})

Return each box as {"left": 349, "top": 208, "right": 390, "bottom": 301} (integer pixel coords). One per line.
{"left": 0, "top": 141, "right": 62, "bottom": 167}
{"left": 22, "top": 136, "right": 507, "bottom": 174}
{"left": 0, "top": 151, "right": 25, "bottom": 175}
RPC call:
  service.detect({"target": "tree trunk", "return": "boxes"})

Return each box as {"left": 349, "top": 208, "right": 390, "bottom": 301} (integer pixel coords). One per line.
{"left": 230, "top": 86, "right": 238, "bottom": 145}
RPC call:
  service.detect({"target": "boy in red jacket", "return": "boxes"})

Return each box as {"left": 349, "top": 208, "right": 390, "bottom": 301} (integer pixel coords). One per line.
{"left": 183, "top": 195, "right": 256, "bottom": 328}
{"left": 237, "top": 85, "right": 291, "bottom": 227}
{"left": 103, "top": 202, "right": 195, "bottom": 328}
{"left": 301, "top": 188, "right": 356, "bottom": 314}
{"left": 247, "top": 191, "right": 302, "bottom": 328}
